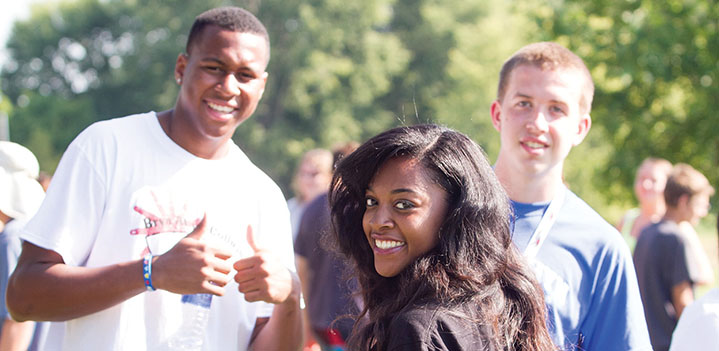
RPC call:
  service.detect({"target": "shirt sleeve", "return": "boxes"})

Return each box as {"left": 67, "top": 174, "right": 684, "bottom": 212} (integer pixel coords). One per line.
{"left": 579, "top": 239, "right": 653, "bottom": 351}
{"left": 20, "top": 133, "right": 106, "bottom": 267}
{"left": 664, "top": 234, "right": 693, "bottom": 288}
{"left": 294, "top": 198, "right": 324, "bottom": 259}
{"left": 293, "top": 210, "right": 311, "bottom": 258}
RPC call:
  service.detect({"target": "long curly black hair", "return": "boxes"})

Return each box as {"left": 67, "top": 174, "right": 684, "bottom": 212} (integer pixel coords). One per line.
{"left": 329, "top": 124, "right": 554, "bottom": 351}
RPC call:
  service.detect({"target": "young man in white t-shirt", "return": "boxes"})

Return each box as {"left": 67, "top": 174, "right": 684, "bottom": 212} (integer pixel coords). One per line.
{"left": 6, "top": 7, "right": 301, "bottom": 351}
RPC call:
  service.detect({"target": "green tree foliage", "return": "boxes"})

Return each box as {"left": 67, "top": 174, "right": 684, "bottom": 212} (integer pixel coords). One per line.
{"left": 420, "top": 1, "right": 540, "bottom": 158}
{"left": 2, "top": 0, "right": 216, "bottom": 171}
{"left": 525, "top": 0, "right": 719, "bottom": 211}
{"left": 17, "top": 0, "right": 712, "bottom": 212}
{"left": 241, "top": 0, "right": 411, "bottom": 188}
{"left": 2, "top": 0, "right": 532, "bottom": 197}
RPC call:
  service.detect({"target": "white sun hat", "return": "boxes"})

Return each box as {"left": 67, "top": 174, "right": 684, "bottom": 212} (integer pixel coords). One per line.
{"left": 0, "top": 141, "right": 46, "bottom": 220}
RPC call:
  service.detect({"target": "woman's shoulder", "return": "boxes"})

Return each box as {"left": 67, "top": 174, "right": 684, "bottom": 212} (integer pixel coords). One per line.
{"left": 386, "top": 303, "right": 494, "bottom": 351}
{"left": 388, "top": 304, "right": 440, "bottom": 337}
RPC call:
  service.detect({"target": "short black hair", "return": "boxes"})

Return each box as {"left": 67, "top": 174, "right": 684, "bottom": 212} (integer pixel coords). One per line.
{"left": 185, "top": 7, "right": 270, "bottom": 57}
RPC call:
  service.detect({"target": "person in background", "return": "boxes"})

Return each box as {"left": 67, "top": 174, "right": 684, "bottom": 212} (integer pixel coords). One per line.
{"left": 0, "top": 141, "right": 48, "bottom": 351}
{"left": 6, "top": 7, "right": 301, "bottom": 350}
{"left": 617, "top": 157, "right": 673, "bottom": 249}
{"left": 329, "top": 124, "right": 554, "bottom": 351}
{"left": 634, "top": 163, "right": 714, "bottom": 351}
{"left": 669, "top": 207, "right": 719, "bottom": 350}
{"left": 619, "top": 157, "right": 714, "bottom": 284}
{"left": 489, "top": 41, "right": 652, "bottom": 350}
{"left": 288, "top": 149, "right": 333, "bottom": 240}
{"left": 295, "top": 141, "right": 358, "bottom": 351}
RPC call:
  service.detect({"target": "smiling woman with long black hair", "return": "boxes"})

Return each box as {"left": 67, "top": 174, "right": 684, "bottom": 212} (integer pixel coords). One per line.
{"left": 329, "top": 124, "right": 554, "bottom": 351}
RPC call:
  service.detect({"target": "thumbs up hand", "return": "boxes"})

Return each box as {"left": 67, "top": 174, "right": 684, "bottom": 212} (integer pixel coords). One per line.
{"left": 151, "top": 214, "right": 234, "bottom": 296}
{"left": 233, "top": 225, "right": 297, "bottom": 304}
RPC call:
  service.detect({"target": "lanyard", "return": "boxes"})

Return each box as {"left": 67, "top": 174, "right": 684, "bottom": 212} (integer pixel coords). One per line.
{"left": 522, "top": 185, "right": 566, "bottom": 260}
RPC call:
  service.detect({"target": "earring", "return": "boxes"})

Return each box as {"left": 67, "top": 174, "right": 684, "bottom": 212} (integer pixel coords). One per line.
{"left": 176, "top": 77, "right": 181, "bottom": 84}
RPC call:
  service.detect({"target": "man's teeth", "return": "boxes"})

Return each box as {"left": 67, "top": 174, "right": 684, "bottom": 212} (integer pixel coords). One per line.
{"left": 208, "top": 102, "right": 234, "bottom": 113}
{"left": 375, "top": 239, "right": 404, "bottom": 249}
{"left": 524, "top": 141, "right": 545, "bottom": 148}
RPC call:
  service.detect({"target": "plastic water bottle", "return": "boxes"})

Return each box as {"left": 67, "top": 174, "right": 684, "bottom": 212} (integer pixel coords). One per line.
{"left": 166, "top": 293, "right": 213, "bottom": 350}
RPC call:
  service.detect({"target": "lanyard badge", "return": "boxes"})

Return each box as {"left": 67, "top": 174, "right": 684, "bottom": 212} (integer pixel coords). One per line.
{"left": 522, "top": 185, "right": 566, "bottom": 260}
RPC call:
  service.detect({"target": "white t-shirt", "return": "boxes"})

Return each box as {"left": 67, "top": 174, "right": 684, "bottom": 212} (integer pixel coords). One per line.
{"left": 669, "top": 288, "right": 719, "bottom": 351}
{"left": 21, "top": 112, "right": 295, "bottom": 351}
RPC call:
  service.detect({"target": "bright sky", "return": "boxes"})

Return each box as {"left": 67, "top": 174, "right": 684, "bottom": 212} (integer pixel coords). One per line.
{"left": 0, "top": 0, "right": 39, "bottom": 68}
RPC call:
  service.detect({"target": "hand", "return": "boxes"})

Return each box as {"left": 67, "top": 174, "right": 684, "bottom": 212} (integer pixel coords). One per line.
{"left": 151, "top": 215, "right": 234, "bottom": 296}
{"left": 234, "top": 226, "right": 296, "bottom": 304}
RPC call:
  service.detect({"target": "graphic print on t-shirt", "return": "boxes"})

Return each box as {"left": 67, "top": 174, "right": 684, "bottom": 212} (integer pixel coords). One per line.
{"left": 129, "top": 184, "right": 249, "bottom": 260}
{"left": 129, "top": 185, "right": 205, "bottom": 257}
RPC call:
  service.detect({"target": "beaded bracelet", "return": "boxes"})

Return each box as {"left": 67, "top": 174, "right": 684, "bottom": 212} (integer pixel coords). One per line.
{"left": 143, "top": 254, "right": 156, "bottom": 291}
